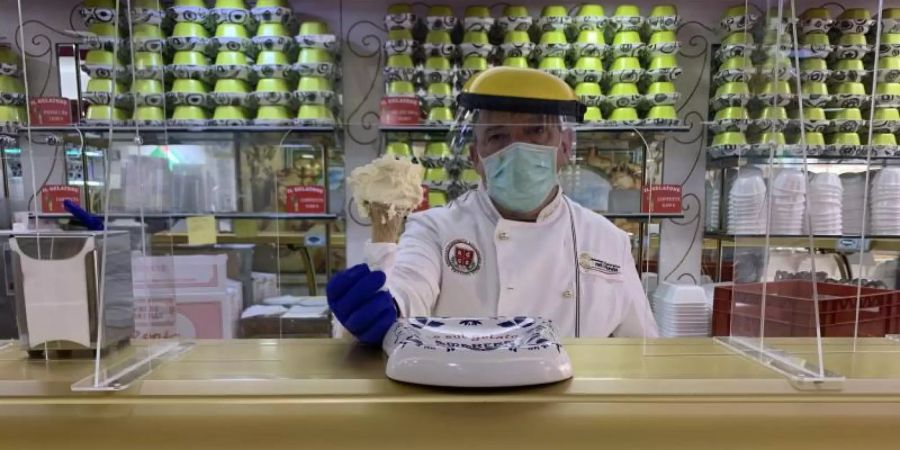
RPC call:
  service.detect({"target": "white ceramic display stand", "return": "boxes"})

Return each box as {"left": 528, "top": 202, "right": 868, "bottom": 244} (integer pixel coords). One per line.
{"left": 383, "top": 316, "right": 572, "bottom": 388}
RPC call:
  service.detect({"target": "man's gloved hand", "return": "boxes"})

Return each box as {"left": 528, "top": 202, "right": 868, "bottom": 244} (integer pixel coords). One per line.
{"left": 327, "top": 264, "right": 398, "bottom": 346}
{"left": 63, "top": 199, "right": 104, "bottom": 230}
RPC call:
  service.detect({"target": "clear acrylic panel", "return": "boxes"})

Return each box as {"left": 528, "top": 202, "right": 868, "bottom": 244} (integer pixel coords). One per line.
{"left": 357, "top": 1, "right": 674, "bottom": 351}
{"left": 89, "top": 0, "right": 184, "bottom": 389}
{"left": 709, "top": 1, "right": 849, "bottom": 385}
{"left": 375, "top": 101, "right": 669, "bottom": 340}
{"left": 717, "top": 1, "right": 818, "bottom": 382}
{"left": 5, "top": 0, "right": 898, "bottom": 389}
{"left": 823, "top": 1, "right": 900, "bottom": 358}
{"left": 0, "top": 138, "right": 18, "bottom": 350}
{"left": 1, "top": 0, "right": 346, "bottom": 388}
{"left": 574, "top": 130, "right": 664, "bottom": 341}
{"left": 3, "top": 0, "right": 182, "bottom": 387}
{"left": 101, "top": 0, "right": 341, "bottom": 383}
{"left": 703, "top": 0, "right": 900, "bottom": 370}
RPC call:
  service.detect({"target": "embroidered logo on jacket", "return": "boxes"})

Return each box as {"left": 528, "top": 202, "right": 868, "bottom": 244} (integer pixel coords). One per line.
{"left": 445, "top": 239, "right": 481, "bottom": 275}
{"left": 578, "top": 253, "right": 620, "bottom": 275}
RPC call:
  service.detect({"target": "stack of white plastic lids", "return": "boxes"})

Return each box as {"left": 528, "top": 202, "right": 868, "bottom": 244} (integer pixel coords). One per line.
{"left": 770, "top": 168, "right": 806, "bottom": 235}
{"left": 871, "top": 167, "right": 900, "bottom": 235}
{"left": 807, "top": 172, "right": 843, "bottom": 235}
{"left": 651, "top": 281, "right": 711, "bottom": 337}
{"left": 706, "top": 179, "right": 721, "bottom": 230}
{"left": 841, "top": 172, "right": 868, "bottom": 234}
{"left": 728, "top": 167, "right": 767, "bottom": 234}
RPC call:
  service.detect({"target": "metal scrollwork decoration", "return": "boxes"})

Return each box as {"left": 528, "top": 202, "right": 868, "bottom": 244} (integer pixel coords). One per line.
{"left": 665, "top": 193, "right": 702, "bottom": 284}
{"left": 675, "top": 28, "right": 712, "bottom": 115}
{"left": 68, "top": 2, "right": 82, "bottom": 32}
{"left": 673, "top": 110, "right": 707, "bottom": 183}
{"left": 659, "top": 20, "right": 715, "bottom": 284}
{"left": 345, "top": 20, "right": 386, "bottom": 146}
{"left": 12, "top": 3, "right": 84, "bottom": 97}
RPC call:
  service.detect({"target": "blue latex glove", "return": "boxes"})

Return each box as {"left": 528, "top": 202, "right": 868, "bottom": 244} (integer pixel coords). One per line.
{"left": 63, "top": 200, "right": 104, "bottom": 230}
{"left": 327, "top": 264, "right": 398, "bottom": 346}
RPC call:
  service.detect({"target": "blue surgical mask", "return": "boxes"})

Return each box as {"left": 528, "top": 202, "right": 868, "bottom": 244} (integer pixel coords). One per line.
{"left": 482, "top": 142, "right": 559, "bottom": 213}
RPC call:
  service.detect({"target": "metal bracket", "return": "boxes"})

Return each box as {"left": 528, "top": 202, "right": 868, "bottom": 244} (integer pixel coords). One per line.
{"left": 70, "top": 342, "right": 194, "bottom": 392}
{"left": 835, "top": 237, "right": 871, "bottom": 254}
{"left": 44, "top": 134, "right": 63, "bottom": 146}
{"left": 304, "top": 225, "right": 327, "bottom": 248}
{"left": 716, "top": 336, "right": 845, "bottom": 391}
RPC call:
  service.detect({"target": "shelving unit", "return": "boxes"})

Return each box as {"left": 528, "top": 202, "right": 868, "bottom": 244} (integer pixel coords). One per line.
{"left": 379, "top": 124, "right": 692, "bottom": 134}
{"left": 704, "top": 233, "right": 900, "bottom": 251}
{"left": 702, "top": 163, "right": 900, "bottom": 281}
{"left": 702, "top": 232, "right": 900, "bottom": 288}
{"left": 707, "top": 155, "right": 900, "bottom": 169}
{"left": 150, "top": 230, "right": 347, "bottom": 247}
{"left": 5, "top": 122, "right": 345, "bottom": 286}
{"left": 705, "top": 154, "right": 900, "bottom": 279}
{"left": 701, "top": 14, "right": 900, "bottom": 288}
{"left": 576, "top": 124, "right": 692, "bottom": 133}
{"left": 600, "top": 212, "right": 685, "bottom": 220}
{"left": 16, "top": 125, "right": 339, "bottom": 134}
{"left": 31, "top": 212, "right": 339, "bottom": 221}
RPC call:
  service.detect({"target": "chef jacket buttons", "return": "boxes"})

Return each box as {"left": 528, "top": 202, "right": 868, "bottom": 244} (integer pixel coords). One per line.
{"left": 562, "top": 290, "right": 573, "bottom": 298}
{"left": 498, "top": 231, "right": 509, "bottom": 240}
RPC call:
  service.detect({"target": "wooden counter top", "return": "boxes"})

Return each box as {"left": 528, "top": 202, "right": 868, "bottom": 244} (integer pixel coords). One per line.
{"left": 1, "top": 338, "right": 900, "bottom": 398}
{"left": 1, "top": 338, "right": 900, "bottom": 450}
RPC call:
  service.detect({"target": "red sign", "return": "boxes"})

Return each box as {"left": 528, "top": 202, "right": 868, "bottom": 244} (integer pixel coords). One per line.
{"left": 284, "top": 185, "right": 326, "bottom": 213}
{"left": 414, "top": 185, "right": 429, "bottom": 212}
{"left": 40, "top": 185, "right": 81, "bottom": 213}
{"left": 29, "top": 97, "right": 73, "bottom": 126}
{"left": 379, "top": 96, "right": 421, "bottom": 126}
{"left": 641, "top": 184, "right": 683, "bottom": 214}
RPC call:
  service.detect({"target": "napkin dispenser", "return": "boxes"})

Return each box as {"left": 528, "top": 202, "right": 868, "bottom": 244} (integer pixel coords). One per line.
{"left": 0, "top": 231, "right": 134, "bottom": 356}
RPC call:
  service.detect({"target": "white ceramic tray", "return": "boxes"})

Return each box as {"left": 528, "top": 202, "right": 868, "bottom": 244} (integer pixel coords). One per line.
{"left": 383, "top": 316, "right": 572, "bottom": 388}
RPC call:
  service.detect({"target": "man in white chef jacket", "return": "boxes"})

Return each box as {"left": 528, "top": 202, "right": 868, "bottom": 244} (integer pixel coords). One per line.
{"left": 327, "top": 67, "right": 659, "bottom": 345}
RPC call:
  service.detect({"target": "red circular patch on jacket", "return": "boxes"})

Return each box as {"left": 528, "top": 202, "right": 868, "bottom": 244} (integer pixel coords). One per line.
{"left": 445, "top": 239, "right": 481, "bottom": 275}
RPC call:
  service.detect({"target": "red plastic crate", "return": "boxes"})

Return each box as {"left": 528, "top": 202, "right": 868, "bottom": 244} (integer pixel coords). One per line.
{"left": 712, "top": 281, "right": 900, "bottom": 337}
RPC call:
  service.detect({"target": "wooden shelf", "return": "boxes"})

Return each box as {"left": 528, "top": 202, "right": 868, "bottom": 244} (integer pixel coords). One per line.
{"left": 704, "top": 233, "right": 900, "bottom": 252}
{"left": 379, "top": 124, "right": 691, "bottom": 134}
{"left": 151, "top": 231, "right": 346, "bottom": 247}
{"left": 707, "top": 155, "right": 900, "bottom": 169}
{"left": 32, "top": 212, "right": 339, "bottom": 221}
{"left": 14, "top": 125, "right": 337, "bottom": 135}
{"left": 601, "top": 212, "right": 685, "bottom": 220}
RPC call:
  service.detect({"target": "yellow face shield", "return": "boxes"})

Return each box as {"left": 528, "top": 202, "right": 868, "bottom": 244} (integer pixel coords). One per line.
{"left": 450, "top": 67, "right": 582, "bottom": 168}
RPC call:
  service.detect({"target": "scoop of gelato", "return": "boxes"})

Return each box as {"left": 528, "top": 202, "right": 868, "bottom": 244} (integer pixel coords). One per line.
{"left": 348, "top": 155, "right": 424, "bottom": 222}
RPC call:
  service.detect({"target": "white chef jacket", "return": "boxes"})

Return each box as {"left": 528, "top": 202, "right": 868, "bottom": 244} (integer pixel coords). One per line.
{"left": 366, "top": 188, "right": 659, "bottom": 338}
